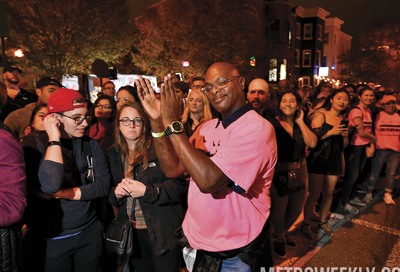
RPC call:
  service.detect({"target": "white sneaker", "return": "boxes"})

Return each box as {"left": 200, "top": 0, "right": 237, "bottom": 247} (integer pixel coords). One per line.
{"left": 341, "top": 203, "right": 359, "bottom": 214}
{"left": 329, "top": 212, "right": 344, "bottom": 220}
{"left": 384, "top": 193, "right": 395, "bottom": 205}
{"left": 363, "top": 192, "right": 373, "bottom": 203}
{"left": 349, "top": 197, "right": 367, "bottom": 207}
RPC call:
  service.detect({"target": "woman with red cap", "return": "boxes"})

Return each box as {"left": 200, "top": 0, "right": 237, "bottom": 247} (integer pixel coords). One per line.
{"left": 22, "top": 88, "right": 111, "bottom": 272}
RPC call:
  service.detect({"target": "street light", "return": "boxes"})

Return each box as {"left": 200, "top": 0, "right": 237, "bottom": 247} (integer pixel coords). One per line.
{"left": 14, "top": 49, "right": 24, "bottom": 58}
{"left": 182, "top": 60, "right": 190, "bottom": 67}
{"left": 182, "top": 60, "right": 189, "bottom": 81}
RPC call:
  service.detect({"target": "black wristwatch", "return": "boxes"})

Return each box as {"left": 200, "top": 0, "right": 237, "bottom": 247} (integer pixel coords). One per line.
{"left": 164, "top": 121, "right": 184, "bottom": 136}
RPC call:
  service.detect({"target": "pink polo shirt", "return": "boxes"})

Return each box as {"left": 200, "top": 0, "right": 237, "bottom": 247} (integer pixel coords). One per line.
{"left": 183, "top": 109, "right": 277, "bottom": 252}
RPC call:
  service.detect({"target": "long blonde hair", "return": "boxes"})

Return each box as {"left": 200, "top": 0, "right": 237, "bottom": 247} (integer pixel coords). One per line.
{"left": 113, "top": 102, "right": 151, "bottom": 171}
{"left": 181, "top": 91, "right": 213, "bottom": 124}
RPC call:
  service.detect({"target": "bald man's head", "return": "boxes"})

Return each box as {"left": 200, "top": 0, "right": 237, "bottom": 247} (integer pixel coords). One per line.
{"left": 247, "top": 78, "right": 270, "bottom": 114}
{"left": 204, "top": 62, "right": 246, "bottom": 118}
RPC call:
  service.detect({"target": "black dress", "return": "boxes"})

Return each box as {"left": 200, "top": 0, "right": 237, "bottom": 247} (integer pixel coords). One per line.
{"left": 268, "top": 117, "right": 305, "bottom": 163}
{"left": 307, "top": 121, "right": 344, "bottom": 175}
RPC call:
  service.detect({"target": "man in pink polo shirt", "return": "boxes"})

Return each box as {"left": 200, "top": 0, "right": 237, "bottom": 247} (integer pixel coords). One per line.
{"left": 137, "top": 62, "right": 277, "bottom": 271}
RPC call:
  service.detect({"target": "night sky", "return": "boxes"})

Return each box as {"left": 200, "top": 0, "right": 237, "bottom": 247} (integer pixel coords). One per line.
{"left": 129, "top": 0, "right": 400, "bottom": 39}
{"left": 292, "top": 0, "right": 400, "bottom": 38}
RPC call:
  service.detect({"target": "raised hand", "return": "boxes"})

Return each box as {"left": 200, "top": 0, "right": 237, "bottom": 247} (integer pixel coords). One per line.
{"left": 160, "top": 74, "right": 184, "bottom": 126}
{"left": 294, "top": 109, "right": 305, "bottom": 124}
{"left": 43, "top": 113, "right": 61, "bottom": 141}
{"left": 136, "top": 76, "right": 161, "bottom": 121}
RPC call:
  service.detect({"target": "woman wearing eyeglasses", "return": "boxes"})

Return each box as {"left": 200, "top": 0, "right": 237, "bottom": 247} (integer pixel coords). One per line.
{"left": 21, "top": 88, "right": 111, "bottom": 272}
{"left": 107, "top": 102, "right": 187, "bottom": 272}
{"left": 87, "top": 95, "right": 117, "bottom": 151}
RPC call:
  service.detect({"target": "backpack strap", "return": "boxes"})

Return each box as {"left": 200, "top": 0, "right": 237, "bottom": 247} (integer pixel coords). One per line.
{"left": 351, "top": 106, "right": 363, "bottom": 121}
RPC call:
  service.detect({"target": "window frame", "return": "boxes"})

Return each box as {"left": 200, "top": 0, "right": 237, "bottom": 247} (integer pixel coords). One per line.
{"left": 303, "top": 23, "right": 313, "bottom": 40}
{"left": 302, "top": 49, "right": 312, "bottom": 67}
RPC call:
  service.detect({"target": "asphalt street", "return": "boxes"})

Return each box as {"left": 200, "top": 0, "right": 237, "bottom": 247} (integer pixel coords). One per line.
{"left": 273, "top": 191, "right": 400, "bottom": 269}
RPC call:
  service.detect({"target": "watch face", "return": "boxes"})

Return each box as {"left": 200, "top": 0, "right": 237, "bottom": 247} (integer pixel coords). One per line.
{"left": 165, "top": 121, "right": 184, "bottom": 136}
{"left": 172, "top": 121, "right": 184, "bottom": 132}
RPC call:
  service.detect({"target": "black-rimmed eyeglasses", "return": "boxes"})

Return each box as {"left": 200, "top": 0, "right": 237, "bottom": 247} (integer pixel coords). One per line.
{"left": 202, "top": 75, "right": 240, "bottom": 94}
{"left": 59, "top": 113, "right": 91, "bottom": 125}
{"left": 119, "top": 117, "right": 143, "bottom": 127}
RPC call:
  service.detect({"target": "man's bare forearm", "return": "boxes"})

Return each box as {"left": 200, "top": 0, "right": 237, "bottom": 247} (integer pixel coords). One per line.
{"left": 168, "top": 133, "right": 230, "bottom": 193}
{"left": 149, "top": 118, "right": 185, "bottom": 177}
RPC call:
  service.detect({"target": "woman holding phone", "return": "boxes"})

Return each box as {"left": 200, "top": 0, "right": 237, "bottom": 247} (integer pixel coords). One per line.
{"left": 303, "top": 88, "right": 350, "bottom": 240}
{"left": 268, "top": 90, "right": 317, "bottom": 258}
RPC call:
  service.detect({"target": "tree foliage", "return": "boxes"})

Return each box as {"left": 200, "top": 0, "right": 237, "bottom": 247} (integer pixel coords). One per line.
{"left": 132, "top": 0, "right": 267, "bottom": 80}
{"left": 5, "top": 0, "right": 133, "bottom": 79}
{"left": 339, "top": 21, "right": 400, "bottom": 90}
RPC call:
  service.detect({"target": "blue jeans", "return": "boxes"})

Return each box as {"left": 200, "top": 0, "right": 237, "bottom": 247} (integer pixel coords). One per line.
{"left": 221, "top": 256, "right": 252, "bottom": 272}
{"left": 367, "top": 149, "right": 400, "bottom": 192}
{"left": 341, "top": 145, "right": 368, "bottom": 204}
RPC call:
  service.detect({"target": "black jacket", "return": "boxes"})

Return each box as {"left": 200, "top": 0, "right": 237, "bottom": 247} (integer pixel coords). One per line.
{"left": 107, "top": 144, "right": 187, "bottom": 256}
{"left": 0, "top": 89, "right": 37, "bottom": 121}
{"left": 22, "top": 131, "right": 111, "bottom": 238}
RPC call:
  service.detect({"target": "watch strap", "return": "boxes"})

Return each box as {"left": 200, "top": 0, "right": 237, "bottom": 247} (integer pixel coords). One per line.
{"left": 151, "top": 131, "right": 165, "bottom": 138}
{"left": 164, "top": 126, "right": 173, "bottom": 137}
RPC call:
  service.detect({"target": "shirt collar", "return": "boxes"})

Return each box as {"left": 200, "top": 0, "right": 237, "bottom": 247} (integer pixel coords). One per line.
{"left": 216, "top": 104, "right": 253, "bottom": 129}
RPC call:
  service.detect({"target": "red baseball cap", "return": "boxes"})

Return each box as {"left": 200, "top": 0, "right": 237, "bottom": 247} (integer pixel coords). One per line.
{"left": 47, "top": 88, "right": 87, "bottom": 113}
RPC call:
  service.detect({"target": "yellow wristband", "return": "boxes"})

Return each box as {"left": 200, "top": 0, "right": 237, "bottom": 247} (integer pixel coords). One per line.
{"left": 151, "top": 131, "right": 165, "bottom": 138}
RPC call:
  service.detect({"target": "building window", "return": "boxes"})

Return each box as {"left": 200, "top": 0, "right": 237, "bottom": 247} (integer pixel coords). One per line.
{"left": 317, "top": 24, "right": 323, "bottom": 40}
{"left": 323, "top": 33, "right": 329, "bottom": 44}
{"left": 299, "top": 76, "right": 310, "bottom": 87}
{"left": 296, "top": 22, "right": 301, "bottom": 39}
{"left": 314, "top": 77, "right": 320, "bottom": 87}
{"left": 331, "top": 57, "right": 336, "bottom": 70}
{"left": 268, "top": 58, "right": 278, "bottom": 82}
{"left": 286, "top": 22, "right": 291, "bottom": 48}
{"left": 302, "top": 76, "right": 310, "bottom": 87}
{"left": 302, "top": 50, "right": 312, "bottom": 67}
{"left": 322, "top": 56, "right": 327, "bottom": 67}
{"left": 316, "top": 50, "right": 321, "bottom": 67}
{"left": 303, "top": 23, "right": 313, "bottom": 40}
{"left": 295, "top": 49, "right": 300, "bottom": 67}
{"left": 271, "top": 19, "right": 279, "bottom": 42}
{"left": 280, "top": 59, "right": 287, "bottom": 80}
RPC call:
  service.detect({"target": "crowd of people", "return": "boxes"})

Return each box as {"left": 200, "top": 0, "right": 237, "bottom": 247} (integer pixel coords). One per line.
{"left": 0, "top": 60, "right": 399, "bottom": 272}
